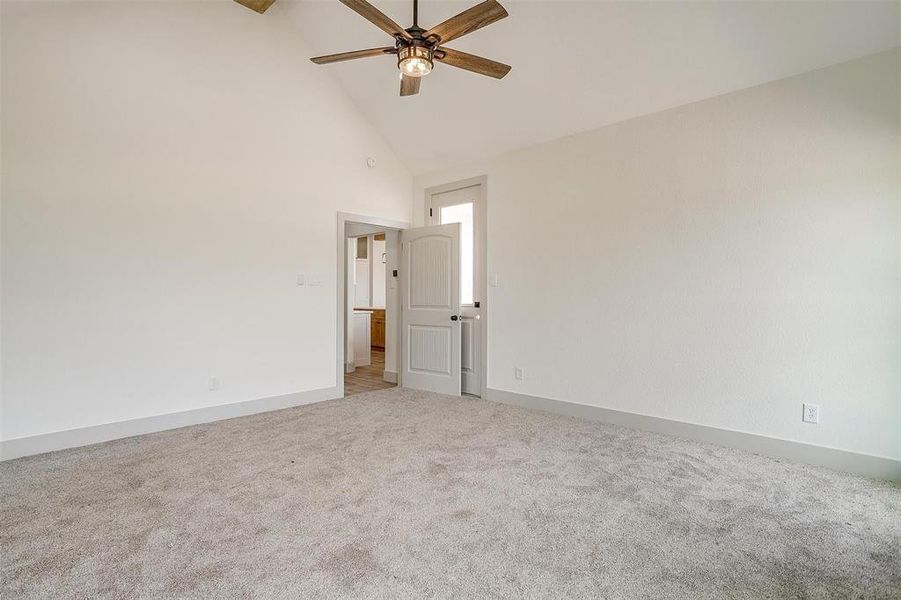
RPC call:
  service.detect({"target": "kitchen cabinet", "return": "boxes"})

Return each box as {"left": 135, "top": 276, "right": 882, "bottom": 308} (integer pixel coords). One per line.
{"left": 355, "top": 308, "right": 385, "bottom": 349}
{"left": 370, "top": 309, "right": 385, "bottom": 348}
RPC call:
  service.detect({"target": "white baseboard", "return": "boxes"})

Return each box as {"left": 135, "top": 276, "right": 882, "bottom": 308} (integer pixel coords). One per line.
{"left": 345, "top": 362, "right": 355, "bottom": 374}
{"left": 7, "top": 385, "right": 896, "bottom": 482}
{"left": 1, "top": 386, "right": 340, "bottom": 461}
{"left": 383, "top": 370, "right": 398, "bottom": 384}
{"left": 485, "top": 388, "right": 901, "bottom": 483}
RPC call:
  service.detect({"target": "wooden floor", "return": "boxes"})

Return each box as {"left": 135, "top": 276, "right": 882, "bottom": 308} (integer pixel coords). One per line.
{"left": 344, "top": 348, "right": 396, "bottom": 396}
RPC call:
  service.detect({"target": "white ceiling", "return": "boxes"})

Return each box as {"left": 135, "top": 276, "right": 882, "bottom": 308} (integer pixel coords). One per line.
{"left": 279, "top": 1, "right": 899, "bottom": 174}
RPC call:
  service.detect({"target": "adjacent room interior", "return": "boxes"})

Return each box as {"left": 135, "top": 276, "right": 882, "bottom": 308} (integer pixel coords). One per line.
{"left": 345, "top": 228, "right": 396, "bottom": 395}
{"left": 1, "top": 0, "right": 899, "bottom": 597}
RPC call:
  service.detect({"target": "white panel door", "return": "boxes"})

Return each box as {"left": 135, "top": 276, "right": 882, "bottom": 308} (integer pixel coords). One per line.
{"left": 401, "top": 223, "right": 461, "bottom": 395}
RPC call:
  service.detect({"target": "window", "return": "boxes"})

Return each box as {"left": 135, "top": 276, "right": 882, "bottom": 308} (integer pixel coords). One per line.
{"left": 438, "top": 202, "right": 474, "bottom": 305}
{"left": 355, "top": 236, "right": 368, "bottom": 259}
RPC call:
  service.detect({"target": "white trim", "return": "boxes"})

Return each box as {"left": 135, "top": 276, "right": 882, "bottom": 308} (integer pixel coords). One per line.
{"left": 336, "top": 212, "right": 410, "bottom": 398}
{"left": 1, "top": 386, "right": 340, "bottom": 461}
{"left": 485, "top": 388, "right": 901, "bottom": 482}
{"left": 8, "top": 385, "right": 893, "bottom": 482}
{"left": 383, "top": 370, "right": 398, "bottom": 384}
{"left": 424, "top": 176, "right": 489, "bottom": 399}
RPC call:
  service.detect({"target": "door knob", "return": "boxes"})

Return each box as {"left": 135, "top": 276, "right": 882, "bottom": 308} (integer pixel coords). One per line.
{"left": 450, "top": 315, "right": 459, "bottom": 321}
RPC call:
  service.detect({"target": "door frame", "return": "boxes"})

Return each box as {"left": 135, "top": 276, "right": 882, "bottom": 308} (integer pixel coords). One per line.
{"left": 336, "top": 212, "right": 410, "bottom": 398}
{"left": 424, "top": 175, "right": 488, "bottom": 398}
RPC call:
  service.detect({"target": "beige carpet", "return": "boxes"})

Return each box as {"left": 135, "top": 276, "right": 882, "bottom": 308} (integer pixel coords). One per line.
{"left": 2, "top": 388, "right": 899, "bottom": 599}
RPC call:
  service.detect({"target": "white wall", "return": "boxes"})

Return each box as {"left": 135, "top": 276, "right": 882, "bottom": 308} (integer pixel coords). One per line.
{"left": 372, "top": 238, "right": 387, "bottom": 308}
{"left": 354, "top": 255, "right": 371, "bottom": 308}
{"left": 350, "top": 234, "right": 387, "bottom": 309}
{"left": 415, "top": 49, "right": 901, "bottom": 461}
{"left": 1, "top": 1, "right": 412, "bottom": 442}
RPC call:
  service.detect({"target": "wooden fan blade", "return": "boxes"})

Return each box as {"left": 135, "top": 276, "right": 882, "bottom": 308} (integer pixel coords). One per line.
{"left": 424, "top": 0, "right": 508, "bottom": 45}
{"left": 400, "top": 75, "right": 421, "bottom": 96}
{"left": 233, "top": 0, "right": 276, "bottom": 14}
{"left": 339, "top": 0, "right": 413, "bottom": 41}
{"left": 436, "top": 47, "right": 511, "bottom": 79}
{"left": 311, "top": 47, "right": 396, "bottom": 65}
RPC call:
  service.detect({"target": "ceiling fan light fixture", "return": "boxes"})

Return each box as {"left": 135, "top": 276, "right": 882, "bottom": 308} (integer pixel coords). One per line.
{"left": 397, "top": 45, "right": 433, "bottom": 77}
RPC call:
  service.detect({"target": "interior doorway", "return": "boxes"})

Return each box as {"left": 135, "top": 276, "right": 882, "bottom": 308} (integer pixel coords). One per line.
{"left": 346, "top": 231, "right": 394, "bottom": 396}
{"left": 336, "top": 213, "right": 409, "bottom": 398}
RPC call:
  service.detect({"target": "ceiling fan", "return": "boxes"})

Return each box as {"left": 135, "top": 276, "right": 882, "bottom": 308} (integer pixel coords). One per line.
{"left": 311, "top": 0, "right": 511, "bottom": 96}
{"left": 234, "top": 0, "right": 511, "bottom": 97}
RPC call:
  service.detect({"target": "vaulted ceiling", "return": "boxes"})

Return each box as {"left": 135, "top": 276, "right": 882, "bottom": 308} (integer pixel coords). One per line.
{"left": 278, "top": 1, "right": 899, "bottom": 174}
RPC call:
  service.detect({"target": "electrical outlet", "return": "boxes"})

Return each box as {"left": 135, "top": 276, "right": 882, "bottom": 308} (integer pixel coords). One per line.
{"left": 802, "top": 403, "right": 819, "bottom": 424}
{"left": 208, "top": 377, "right": 220, "bottom": 392}
{"left": 514, "top": 367, "right": 524, "bottom": 381}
